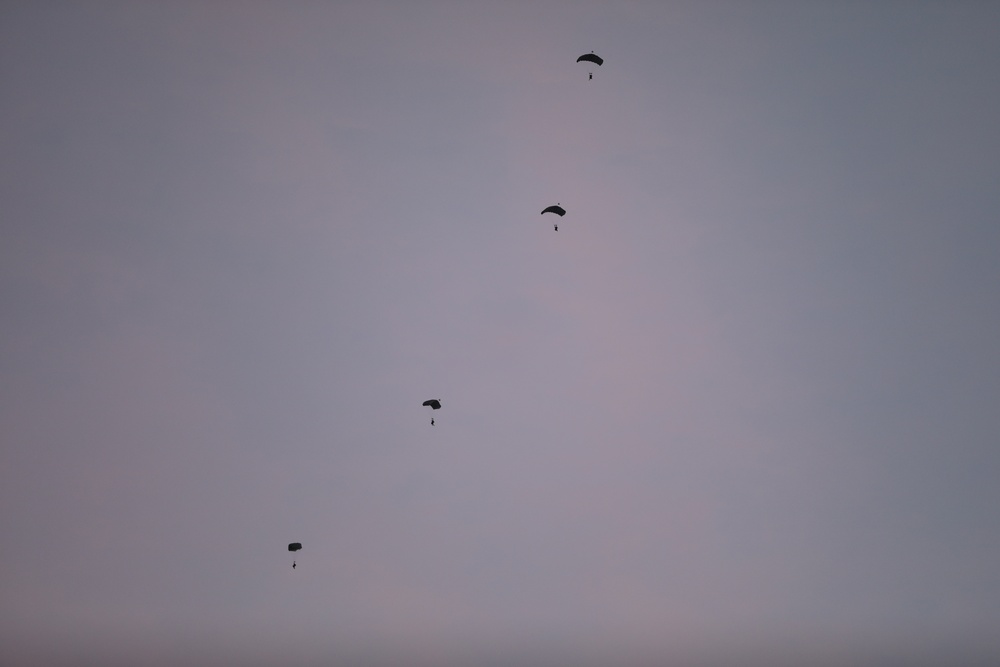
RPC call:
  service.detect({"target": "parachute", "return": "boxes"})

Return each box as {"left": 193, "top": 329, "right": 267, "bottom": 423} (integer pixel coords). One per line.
{"left": 422, "top": 399, "right": 441, "bottom": 425}
{"left": 576, "top": 52, "right": 604, "bottom": 66}
{"left": 577, "top": 52, "right": 604, "bottom": 79}
{"left": 288, "top": 543, "right": 302, "bottom": 552}
{"left": 541, "top": 204, "right": 565, "bottom": 230}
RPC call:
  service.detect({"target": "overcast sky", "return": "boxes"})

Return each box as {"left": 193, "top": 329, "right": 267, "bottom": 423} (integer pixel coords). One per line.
{"left": 2, "top": 2, "right": 1000, "bottom": 666}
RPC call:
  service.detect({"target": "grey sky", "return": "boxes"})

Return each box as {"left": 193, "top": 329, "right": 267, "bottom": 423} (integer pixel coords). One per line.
{"left": 2, "top": 2, "right": 1000, "bottom": 666}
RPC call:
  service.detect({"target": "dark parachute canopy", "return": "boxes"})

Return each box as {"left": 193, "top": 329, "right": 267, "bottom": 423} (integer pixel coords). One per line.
{"left": 288, "top": 542, "right": 302, "bottom": 552}
{"left": 576, "top": 52, "right": 604, "bottom": 66}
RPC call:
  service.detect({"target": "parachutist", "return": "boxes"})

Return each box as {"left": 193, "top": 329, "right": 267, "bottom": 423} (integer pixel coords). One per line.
{"left": 542, "top": 204, "right": 565, "bottom": 232}
{"left": 577, "top": 52, "right": 604, "bottom": 79}
{"left": 423, "top": 399, "right": 442, "bottom": 425}
{"left": 288, "top": 542, "right": 302, "bottom": 569}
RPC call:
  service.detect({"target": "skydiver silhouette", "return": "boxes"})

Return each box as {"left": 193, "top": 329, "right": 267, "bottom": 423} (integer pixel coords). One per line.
{"left": 554, "top": 224, "right": 558, "bottom": 231}
{"left": 589, "top": 73, "right": 593, "bottom": 80}
{"left": 292, "top": 561, "right": 296, "bottom": 569}
{"left": 431, "top": 417, "right": 435, "bottom": 425}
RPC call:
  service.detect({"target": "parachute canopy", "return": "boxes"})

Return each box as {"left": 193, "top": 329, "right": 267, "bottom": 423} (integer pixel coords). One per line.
{"left": 541, "top": 205, "right": 566, "bottom": 216}
{"left": 288, "top": 542, "right": 302, "bottom": 552}
{"left": 577, "top": 52, "right": 604, "bottom": 66}
{"left": 422, "top": 399, "right": 442, "bottom": 410}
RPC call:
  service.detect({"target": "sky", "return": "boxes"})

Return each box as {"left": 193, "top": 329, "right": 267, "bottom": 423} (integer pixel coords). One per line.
{"left": 2, "top": 2, "right": 1000, "bottom": 666}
